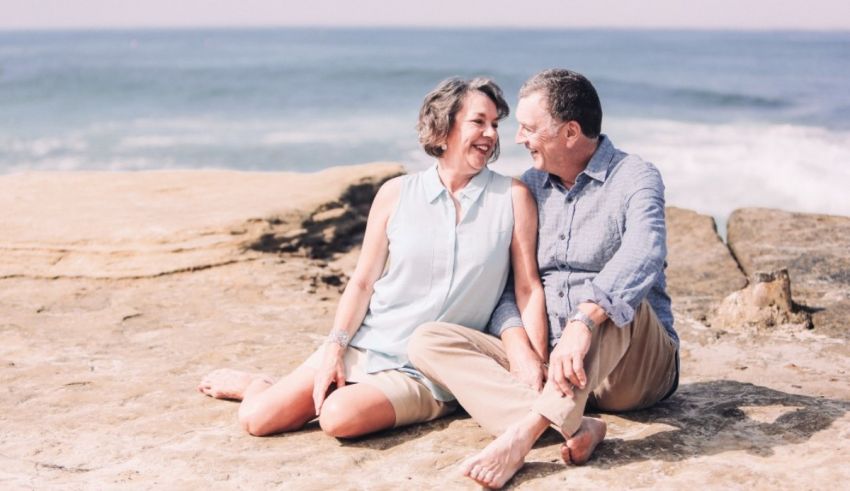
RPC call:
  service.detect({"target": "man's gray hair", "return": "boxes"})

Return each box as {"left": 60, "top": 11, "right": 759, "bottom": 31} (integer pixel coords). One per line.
{"left": 417, "top": 77, "right": 510, "bottom": 162}
{"left": 519, "top": 69, "right": 602, "bottom": 138}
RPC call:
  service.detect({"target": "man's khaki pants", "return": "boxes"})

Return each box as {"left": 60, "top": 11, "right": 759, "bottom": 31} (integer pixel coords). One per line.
{"left": 408, "top": 301, "right": 678, "bottom": 437}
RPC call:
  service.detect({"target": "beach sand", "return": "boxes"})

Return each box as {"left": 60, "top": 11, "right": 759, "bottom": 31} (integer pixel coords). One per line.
{"left": 1, "top": 164, "right": 848, "bottom": 489}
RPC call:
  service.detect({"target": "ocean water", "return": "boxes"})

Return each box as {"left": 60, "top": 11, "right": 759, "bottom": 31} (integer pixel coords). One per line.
{"left": 1, "top": 28, "right": 848, "bottom": 221}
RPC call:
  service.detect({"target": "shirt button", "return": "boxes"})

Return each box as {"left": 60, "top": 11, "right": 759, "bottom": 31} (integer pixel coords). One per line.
{"left": 559, "top": 233, "right": 566, "bottom": 240}
{"left": 566, "top": 196, "right": 574, "bottom": 203}
{"left": 558, "top": 291, "right": 564, "bottom": 298}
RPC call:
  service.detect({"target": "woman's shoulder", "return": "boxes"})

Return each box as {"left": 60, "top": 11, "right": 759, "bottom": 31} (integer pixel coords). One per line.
{"left": 483, "top": 170, "right": 531, "bottom": 198}
{"left": 371, "top": 175, "right": 405, "bottom": 212}
{"left": 482, "top": 168, "right": 515, "bottom": 195}
{"left": 507, "top": 176, "right": 535, "bottom": 216}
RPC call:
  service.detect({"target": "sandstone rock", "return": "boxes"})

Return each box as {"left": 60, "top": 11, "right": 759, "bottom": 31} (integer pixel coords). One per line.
{"left": 665, "top": 207, "right": 747, "bottom": 321}
{"left": 1, "top": 171, "right": 849, "bottom": 489}
{"left": 710, "top": 269, "right": 811, "bottom": 330}
{"left": 0, "top": 163, "right": 403, "bottom": 278}
{"left": 727, "top": 208, "right": 850, "bottom": 338}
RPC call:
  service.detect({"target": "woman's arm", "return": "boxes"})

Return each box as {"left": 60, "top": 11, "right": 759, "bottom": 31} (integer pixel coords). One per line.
{"left": 509, "top": 179, "right": 547, "bottom": 360}
{"left": 500, "top": 179, "right": 548, "bottom": 391}
{"left": 312, "top": 176, "right": 402, "bottom": 411}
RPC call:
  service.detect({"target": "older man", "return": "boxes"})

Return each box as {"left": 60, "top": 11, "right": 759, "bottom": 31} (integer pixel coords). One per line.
{"left": 409, "top": 69, "right": 679, "bottom": 488}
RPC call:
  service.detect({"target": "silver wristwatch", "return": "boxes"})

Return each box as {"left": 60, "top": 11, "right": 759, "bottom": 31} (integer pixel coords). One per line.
{"left": 570, "top": 310, "right": 597, "bottom": 333}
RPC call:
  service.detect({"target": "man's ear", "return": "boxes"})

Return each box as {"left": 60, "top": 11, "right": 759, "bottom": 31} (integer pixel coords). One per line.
{"left": 565, "top": 121, "right": 583, "bottom": 139}
{"left": 563, "top": 120, "right": 583, "bottom": 146}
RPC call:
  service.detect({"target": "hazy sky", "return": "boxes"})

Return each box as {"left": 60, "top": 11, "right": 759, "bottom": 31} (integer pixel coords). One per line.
{"left": 2, "top": 0, "right": 849, "bottom": 30}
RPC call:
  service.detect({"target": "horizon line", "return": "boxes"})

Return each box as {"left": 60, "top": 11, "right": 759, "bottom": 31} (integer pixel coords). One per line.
{"left": 1, "top": 24, "right": 849, "bottom": 34}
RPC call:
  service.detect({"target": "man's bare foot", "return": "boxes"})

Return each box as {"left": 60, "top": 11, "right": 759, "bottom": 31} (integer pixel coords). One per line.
{"left": 459, "top": 414, "right": 548, "bottom": 489}
{"left": 197, "top": 369, "right": 272, "bottom": 400}
{"left": 560, "top": 416, "right": 607, "bottom": 465}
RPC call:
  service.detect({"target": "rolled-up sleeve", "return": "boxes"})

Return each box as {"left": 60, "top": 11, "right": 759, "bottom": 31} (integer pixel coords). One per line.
{"left": 487, "top": 272, "right": 524, "bottom": 336}
{"left": 576, "top": 169, "right": 667, "bottom": 327}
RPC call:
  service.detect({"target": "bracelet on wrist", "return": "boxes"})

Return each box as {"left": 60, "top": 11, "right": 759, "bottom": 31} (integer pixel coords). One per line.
{"left": 325, "top": 329, "right": 350, "bottom": 348}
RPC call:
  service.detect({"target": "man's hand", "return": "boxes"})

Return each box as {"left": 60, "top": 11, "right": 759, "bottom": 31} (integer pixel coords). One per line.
{"left": 502, "top": 327, "right": 547, "bottom": 392}
{"left": 548, "top": 320, "right": 592, "bottom": 397}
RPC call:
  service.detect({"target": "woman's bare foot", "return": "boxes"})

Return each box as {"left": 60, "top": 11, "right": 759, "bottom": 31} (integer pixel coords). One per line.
{"left": 560, "top": 416, "right": 607, "bottom": 465}
{"left": 197, "top": 369, "right": 273, "bottom": 400}
{"left": 459, "top": 414, "right": 549, "bottom": 489}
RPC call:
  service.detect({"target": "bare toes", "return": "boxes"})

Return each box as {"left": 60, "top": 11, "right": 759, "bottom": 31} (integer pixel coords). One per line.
{"left": 560, "top": 443, "right": 573, "bottom": 465}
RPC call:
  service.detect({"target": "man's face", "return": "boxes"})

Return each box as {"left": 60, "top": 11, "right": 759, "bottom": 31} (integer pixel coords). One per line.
{"left": 515, "top": 91, "right": 567, "bottom": 172}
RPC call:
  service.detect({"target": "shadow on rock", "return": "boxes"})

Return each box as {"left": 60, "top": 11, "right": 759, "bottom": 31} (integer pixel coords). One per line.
{"left": 249, "top": 177, "right": 400, "bottom": 260}
{"left": 592, "top": 380, "right": 849, "bottom": 467}
{"left": 507, "top": 380, "right": 848, "bottom": 488}
{"left": 337, "top": 411, "right": 470, "bottom": 451}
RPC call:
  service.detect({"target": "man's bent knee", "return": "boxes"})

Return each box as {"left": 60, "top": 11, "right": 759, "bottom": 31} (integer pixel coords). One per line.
{"left": 408, "top": 322, "right": 454, "bottom": 366}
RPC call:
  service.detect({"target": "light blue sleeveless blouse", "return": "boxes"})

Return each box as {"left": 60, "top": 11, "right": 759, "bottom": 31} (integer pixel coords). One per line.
{"left": 350, "top": 165, "right": 514, "bottom": 401}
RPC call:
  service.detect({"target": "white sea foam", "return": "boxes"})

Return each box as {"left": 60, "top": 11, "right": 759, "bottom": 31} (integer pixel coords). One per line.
{"left": 119, "top": 135, "right": 218, "bottom": 149}
{"left": 4, "top": 116, "right": 848, "bottom": 224}
{"left": 0, "top": 136, "right": 88, "bottom": 157}
{"left": 466, "top": 118, "right": 850, "bottom": 222}
{"left": 259, "top": 116, "right": 409, "bottom": 146}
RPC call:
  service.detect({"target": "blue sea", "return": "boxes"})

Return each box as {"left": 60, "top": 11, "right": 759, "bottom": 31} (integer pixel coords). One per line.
{"left": 1, "top": 28, "right": 848, "bottom": 221}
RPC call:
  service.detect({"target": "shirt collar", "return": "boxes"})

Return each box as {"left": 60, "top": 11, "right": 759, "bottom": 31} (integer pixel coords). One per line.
{"left": 424, "top": 164, "right": 492, "bottom": 204}
{"left": 423, "top": 164, "right": 445, "bottom": 202}
{"left": 543, "top": 134, "right": 614, "bottom": 188}
{"left": 582, "top": 134, "right": 614, "bottom": 183}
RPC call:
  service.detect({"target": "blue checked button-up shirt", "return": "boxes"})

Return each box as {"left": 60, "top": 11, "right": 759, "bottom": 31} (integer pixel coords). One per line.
{"left": 488, "top": 135, "right": 678, "bottom": 348}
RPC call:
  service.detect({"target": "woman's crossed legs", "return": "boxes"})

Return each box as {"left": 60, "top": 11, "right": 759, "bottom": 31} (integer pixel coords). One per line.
{"left": 198, "top": 362, "right": 396, "bottom": 438}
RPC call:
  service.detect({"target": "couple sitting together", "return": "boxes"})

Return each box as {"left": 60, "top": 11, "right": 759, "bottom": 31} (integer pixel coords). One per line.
{"left": 198, "top": 68, "right": 679, "bottom": 489}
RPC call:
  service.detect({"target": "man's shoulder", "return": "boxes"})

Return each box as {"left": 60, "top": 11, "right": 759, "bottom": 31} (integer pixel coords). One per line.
{"left": 607, "top": 147, "right": 664, "bottom": 190}
{"left": 519, "top": 167, "right": 548, "bottom": 190}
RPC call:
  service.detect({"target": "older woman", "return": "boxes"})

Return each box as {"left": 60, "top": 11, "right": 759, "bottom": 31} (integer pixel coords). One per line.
{"left": 198, "top": 77, "right": 547, "bottom": 438}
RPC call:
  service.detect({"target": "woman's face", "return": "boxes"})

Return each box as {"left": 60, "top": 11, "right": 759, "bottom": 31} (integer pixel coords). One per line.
{"left": 441, "top": 91, "right": 499, "bottom": 174}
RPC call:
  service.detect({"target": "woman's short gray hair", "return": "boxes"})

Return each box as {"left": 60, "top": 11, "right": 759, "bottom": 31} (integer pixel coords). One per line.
{"left": 417, "top": 77, "right": 510, "bottom": 162}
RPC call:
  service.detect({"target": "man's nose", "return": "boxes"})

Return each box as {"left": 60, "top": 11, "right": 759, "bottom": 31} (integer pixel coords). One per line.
{"left": 515, "top": 127, "right": 526, "bottom": 144}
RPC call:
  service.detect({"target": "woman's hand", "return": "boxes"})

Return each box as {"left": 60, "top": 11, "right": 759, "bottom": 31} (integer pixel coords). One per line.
{"left": 502, "top": 327, "right": 546, "bottom": 392}
{"left": 312, "top": 344, "right": 346, "bottom": 413}
{"left": 508, "top": 347, "right": 546, "bottom": 392}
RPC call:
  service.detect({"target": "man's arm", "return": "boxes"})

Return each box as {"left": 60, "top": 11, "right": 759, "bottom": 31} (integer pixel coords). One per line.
{"left": 549, "top": 165, "right": 667, "bottom": 395}
{"left": 577, "top": 166, "right": 667, "bottom": 327}
{"left": 487, "top": 274, "right": 523, "bottom": 337}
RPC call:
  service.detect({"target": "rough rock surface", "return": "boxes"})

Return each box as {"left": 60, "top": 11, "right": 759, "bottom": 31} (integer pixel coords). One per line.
{"left": 665, "top": 207, "right": 747, "bottom": 321}
{"left": 710, "top": 269, "right": 811, "bottom": 331}
{"left": 0, "top": 163, "right": 403, "bottom": 278}
{"left": 727, "top": 208, "right": 850, "bottom": 339}
{"left": 1, "top": 169, "right": 848, "bottom": 489}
